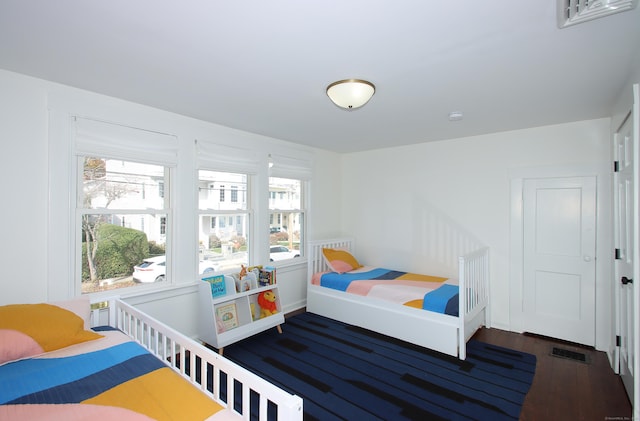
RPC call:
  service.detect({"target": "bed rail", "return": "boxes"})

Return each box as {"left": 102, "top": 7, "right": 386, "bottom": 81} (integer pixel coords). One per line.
{"left": 458, "top": 247, "right": 489, "bottom": 315}
{"left": 307, "top": 237, "right": 354, "bottom": 283}
{"left": 91, "top": 298, "right": 303, "bottom": 420}
{"left": 458, "top": 247, "right": 490, "bottom": 359}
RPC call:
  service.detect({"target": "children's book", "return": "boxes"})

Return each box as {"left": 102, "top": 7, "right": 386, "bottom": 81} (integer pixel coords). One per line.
{"left": 203, "top": 274, "right": 227, "bottom": 298}
{"left": 215, "top": 302, "right": 238, "bottom": 331}
{"left": 234, "top": 271, "right": 258, "bottom": 292}
{"left": 259, "top": 266, "right": 277, "bottom": 286}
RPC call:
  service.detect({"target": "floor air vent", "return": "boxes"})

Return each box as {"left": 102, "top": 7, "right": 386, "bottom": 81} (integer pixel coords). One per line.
{"left": 557, "top": 0, "right": 638, "bottom": 28}
{"left": 551, "top": 347, "right": 590, "bottom": 363}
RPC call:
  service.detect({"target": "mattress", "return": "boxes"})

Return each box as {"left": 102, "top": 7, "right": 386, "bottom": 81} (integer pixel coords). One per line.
{"left": 0, "top": 327, "right": 233, "bottom": 421}
{"left": 312, "top": 266, "right": 460, "bottom": 316}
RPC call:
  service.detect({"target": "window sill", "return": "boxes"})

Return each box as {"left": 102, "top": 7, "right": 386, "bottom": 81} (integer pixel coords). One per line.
{"left": 87, "top": 282, "right": 198, "bottom": 305}
{"left": 268, "top": 258, "right": 307, "bottom": 272}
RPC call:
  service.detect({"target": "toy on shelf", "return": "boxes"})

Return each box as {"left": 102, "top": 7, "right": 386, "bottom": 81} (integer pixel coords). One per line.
{"left": 257, "top": 290, "right": 278, "bottom": 319}
{"left": 234, "top": 265, "right": 258, "bottom": 292}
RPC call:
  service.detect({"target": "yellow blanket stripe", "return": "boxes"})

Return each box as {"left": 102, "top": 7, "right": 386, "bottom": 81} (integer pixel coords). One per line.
{"left": 83, "top": 367, "right": 224, "bottom": 420}
{"left": 403, "top": 299, "right": 424, "bottom": 309}
{"left": 397, "top": 273, "right": 448, "bottom": 283}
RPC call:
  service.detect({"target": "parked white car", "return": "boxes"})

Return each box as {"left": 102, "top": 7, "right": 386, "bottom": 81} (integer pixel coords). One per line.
{"left": 269, "top": 245, "right": 300, "bottom": 262}
{"left": 133, "top": 255, "right": 219, "bottom": 283}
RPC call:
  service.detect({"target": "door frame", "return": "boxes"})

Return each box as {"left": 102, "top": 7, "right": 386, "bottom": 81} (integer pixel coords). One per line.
{"left": 509, "top": 163, "right": 612, "bottom": 353}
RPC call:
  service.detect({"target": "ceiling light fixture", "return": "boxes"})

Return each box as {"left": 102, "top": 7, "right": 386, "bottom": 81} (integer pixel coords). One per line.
{"left": 326, "top": 79, "right": 375, "bottom": 110}
{"left": 448, "top": 111, "right": 464, "bottom": 121}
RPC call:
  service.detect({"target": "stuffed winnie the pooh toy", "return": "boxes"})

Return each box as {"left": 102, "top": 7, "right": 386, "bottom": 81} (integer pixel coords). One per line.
{"left": 257, "top": 290, "right": 278, "bottom": 318}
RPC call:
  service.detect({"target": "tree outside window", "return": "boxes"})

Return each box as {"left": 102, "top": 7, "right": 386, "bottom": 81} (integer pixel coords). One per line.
{"left": 78, "top": 157, "right": 169, "bottom": 293}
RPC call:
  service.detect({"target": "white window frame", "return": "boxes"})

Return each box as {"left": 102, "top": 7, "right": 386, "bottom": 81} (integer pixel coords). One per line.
{"left": 196, "top": 140, "right": 260, "bottom": 271}
{"left": 197, "top": 169, "right": 251, "bottom": 271}
{"left": 267, "top": 152, "right": 312, "bottom": 265}
{"left": 72, "top": 117, "right": 178, "bottom": 295}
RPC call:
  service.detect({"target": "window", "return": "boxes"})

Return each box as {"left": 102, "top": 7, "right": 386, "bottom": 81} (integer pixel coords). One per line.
{"left": 268, "top": 177, "right": 304, "bottom": 263}
{"left": 199, "top": 170, "right": 250, "bottom": 271}
{"left": 231, "top": 186, "right": 238, "bottom": 203}
{"left": 78, "top": 157, "right": 170, "bottom": 293}
{"left": 71, "top": 117, "right": 178, "bottom": 295}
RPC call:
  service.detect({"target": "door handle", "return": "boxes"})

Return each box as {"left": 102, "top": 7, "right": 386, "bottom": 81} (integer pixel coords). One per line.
{"left": 621, "top": 276, "right": 633, "bottom": 285}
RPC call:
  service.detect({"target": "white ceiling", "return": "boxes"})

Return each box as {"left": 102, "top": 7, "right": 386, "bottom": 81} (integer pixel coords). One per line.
{"left": 1, "top": 1, "right": 639, "bottom": 153}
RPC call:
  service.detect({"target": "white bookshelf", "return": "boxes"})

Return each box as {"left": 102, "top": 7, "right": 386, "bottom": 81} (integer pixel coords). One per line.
{"left": 197, "top": 273, "right": 283, "bottom": 353}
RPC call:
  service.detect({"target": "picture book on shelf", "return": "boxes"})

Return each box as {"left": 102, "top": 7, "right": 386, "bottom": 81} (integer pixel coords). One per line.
{"left": 233, "top": 270, "right": 258, "bottom": 292}
{"left": 203, "top": 274, "right": 226, "bottom": 298}
{"left": 215, "top": 302, "right": 239, "bottom": 331}
{"left": 259, "top": 266, "right": 277, "bottom": 286}
{"left": 236, "top": 278, "right": 251, "bottom": 293}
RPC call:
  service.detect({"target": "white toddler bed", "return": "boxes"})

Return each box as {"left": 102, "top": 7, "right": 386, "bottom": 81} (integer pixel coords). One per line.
{"left": 94, "top": 298, "right": 303, "bottom": 420}
{"left": 306, "top": 238, "right": 489, "bottom": 360}
{"left": 0, "top": 296, "right": 302, "bottom": 420}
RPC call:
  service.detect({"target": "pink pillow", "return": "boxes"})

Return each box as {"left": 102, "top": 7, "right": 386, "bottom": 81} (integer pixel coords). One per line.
{"left": 0, "top": 329, "right": 43, "bottom": 365}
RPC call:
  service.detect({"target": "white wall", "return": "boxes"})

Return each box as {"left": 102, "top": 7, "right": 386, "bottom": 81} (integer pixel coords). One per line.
{"left": 0, "top": 67, "right": 624, "bottom": 353}
{"left": 0, "top": 71, "right": 50, "bottom": 303}
{"left": 611, "top": 48, "right": 640, "bottom": 130}
{"left": 0, "top": 69, "right": 342, "bottom": 336}
{"left": 341, "top": 119, "right": 612, "bottom": 349}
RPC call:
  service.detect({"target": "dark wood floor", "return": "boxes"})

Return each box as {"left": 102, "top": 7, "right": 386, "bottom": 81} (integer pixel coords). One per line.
{"left": 472, "top": 327, "right": 632, "bottom": 421}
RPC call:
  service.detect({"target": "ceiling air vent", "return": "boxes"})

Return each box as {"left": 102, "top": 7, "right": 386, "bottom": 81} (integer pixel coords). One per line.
{"left": 558, "top": 0, "right": 638, "bottom": 28}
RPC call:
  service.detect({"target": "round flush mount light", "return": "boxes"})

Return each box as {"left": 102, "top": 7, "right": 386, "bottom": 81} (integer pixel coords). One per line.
{"left": 448, "top": 111, "right": 464, "bottom": 121}
{"left": 326, "top": 79, "right": 375, "bottom": 110}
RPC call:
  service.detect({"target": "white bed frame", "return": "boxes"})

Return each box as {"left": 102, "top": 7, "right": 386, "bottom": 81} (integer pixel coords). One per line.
{"left": 306, "top": 238, "right": 490, "bottom": 360}
{"left": 90, "top": 298, "right": 303, "bottom": 421}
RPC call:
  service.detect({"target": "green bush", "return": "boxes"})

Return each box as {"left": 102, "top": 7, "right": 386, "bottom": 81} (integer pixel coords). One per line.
{"left": 82, "top": 224, "right": 149, "bottom": 282}
{"left": 148, "top": 241, "right": 165, "bottom": 256}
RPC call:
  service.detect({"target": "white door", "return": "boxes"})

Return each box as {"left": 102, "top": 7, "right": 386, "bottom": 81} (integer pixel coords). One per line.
{"left": 522, "top": 176, "right": 596, "bottom": 345}
{"left": 614, "top": 105, "right": 636, "bottom": 403}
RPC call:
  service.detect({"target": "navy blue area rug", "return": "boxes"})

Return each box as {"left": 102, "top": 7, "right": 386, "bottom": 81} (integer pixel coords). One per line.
{"left": 223, "top": 312, "right": 536, "bottom": 421}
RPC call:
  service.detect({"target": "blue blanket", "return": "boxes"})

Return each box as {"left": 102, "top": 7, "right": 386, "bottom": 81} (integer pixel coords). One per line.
{"left": 422, "top": 284, "right": 459, "bottom": 316}
{"left": 318, "top": 268, "right": 459, "bottom": 316}
{"left": 1, "top": 342, "right": 163, "bottom": 404}
{"left": 0, "top": 331, "right": 224, "bottom": 420}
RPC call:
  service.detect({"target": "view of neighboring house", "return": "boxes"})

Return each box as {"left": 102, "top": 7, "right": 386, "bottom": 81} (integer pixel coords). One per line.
{"left": 82, "top": 159, "right": 303, "bottom": 282}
